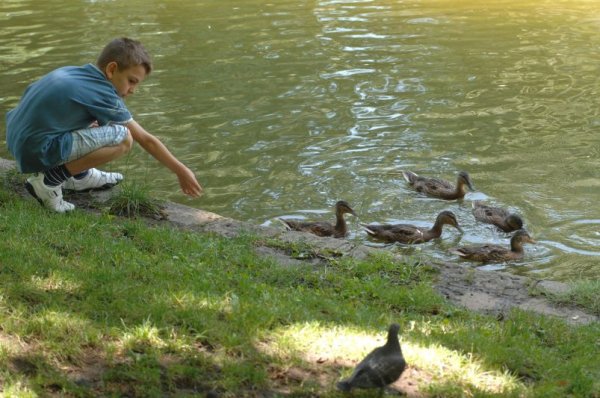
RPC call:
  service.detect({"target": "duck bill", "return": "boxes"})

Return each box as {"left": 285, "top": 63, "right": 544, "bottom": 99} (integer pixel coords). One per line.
{"left": 455, "top": 225, "right": 464, "bottom": 233}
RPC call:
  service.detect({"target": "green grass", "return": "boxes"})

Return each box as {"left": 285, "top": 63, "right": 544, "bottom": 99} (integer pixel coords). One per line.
{"left": 107, "top": 179, "right": 164, "bottom": 219}
{"left": 0, "top": 184, "right": 598, "bottom": 397}
{"left": 548, "top": 280, "right": 600, "bottom": 317}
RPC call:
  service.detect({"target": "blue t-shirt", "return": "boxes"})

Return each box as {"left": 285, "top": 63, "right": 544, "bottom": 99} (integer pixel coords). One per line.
{"left": 6, "top": 63, "right": 132, "bottom": 172}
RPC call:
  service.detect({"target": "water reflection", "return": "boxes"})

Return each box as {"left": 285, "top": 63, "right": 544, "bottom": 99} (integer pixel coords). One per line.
{"left": 2, "top": 0, "right": 600, "bottom": 279}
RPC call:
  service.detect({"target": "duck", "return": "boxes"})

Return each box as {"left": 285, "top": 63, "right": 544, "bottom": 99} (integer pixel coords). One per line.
{"left": 360, "top": 210, "right": 463, "bottom": 244}
{"left": 449, "top": 229, "right": 536, "bottom": 263}
{"left": 402, "top": 170, "right": 474, "bottom": 200}
{"left": 337, "top": 323, "right": 407, "bottom": 392}
{"left": 472, "top": 201, "right": 524, "bottom": 233}
{"left": 278, "top": 200, "right": 357, "bottom": 238}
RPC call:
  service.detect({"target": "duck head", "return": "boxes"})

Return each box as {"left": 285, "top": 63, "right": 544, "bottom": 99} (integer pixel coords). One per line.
{"left": 437, "top": 210, "right": 463, "bottom": 233}
{"left": 458, "top": 171, "right": 475, "bottom": 191}
{"left": 335, "top": 200, "right": 357, "bottom": 217}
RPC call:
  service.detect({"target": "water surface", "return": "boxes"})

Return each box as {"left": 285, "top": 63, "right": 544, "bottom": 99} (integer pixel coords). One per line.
{"left": 2, "top": 0, "right": 600, "bottom": 279}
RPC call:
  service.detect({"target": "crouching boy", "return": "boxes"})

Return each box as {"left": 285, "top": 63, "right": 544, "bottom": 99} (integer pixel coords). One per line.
{"left": 5, "top": 37, "right": 202, "bottom": 212}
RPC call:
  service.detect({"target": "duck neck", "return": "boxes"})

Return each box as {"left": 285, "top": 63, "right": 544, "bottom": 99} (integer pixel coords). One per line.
{"left": 510, "top": 238, "right": 525, "bottom": 253}
{"left": 427, "top": 220, "right": 444, "bottom": 238}
{"left": 456, "top": 180, "right": 467, "bottom": 196}
{"left": 335, "top": 211, "right": 347, "bottom": 234}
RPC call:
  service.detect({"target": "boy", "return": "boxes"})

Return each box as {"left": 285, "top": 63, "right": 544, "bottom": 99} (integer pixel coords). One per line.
{"left": 6, "top": 37, "right": 202, "bottom": 213}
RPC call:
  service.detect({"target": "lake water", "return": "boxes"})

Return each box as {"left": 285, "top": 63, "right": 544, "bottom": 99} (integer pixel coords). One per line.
{"left": 2, "top": 0, "right": 600, "bottom": 279}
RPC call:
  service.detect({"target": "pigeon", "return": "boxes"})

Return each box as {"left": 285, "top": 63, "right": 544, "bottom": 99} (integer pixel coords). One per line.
{"left": 337, "top": 323, "right": 407, "bottom": 392}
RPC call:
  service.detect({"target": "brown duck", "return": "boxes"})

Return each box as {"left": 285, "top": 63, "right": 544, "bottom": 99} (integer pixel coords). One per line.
{"left": 361, "top": 210, "right": 463, "bottom": 244}
{"left": 279, "top": 200, "right": 357, "bottom": 238}
{"left": 472, "top": 201, "right": 524, "bottom": 233}
{"left": 449, "top": 229, "right": 536, "bottom": 263}
{"left": 402, "top": 170, "right": 474, "bottom": 200}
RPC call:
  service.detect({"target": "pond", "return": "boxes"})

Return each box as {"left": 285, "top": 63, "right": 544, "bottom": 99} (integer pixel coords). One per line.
{"left": 2, "top": 0, "right": 600, "bottom": 279}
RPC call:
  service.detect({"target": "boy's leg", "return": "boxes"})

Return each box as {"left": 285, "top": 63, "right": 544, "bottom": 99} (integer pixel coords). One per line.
{"left": 26, "top": 124, "right": 131, "bottom": 212}
{"left": 63, "top": 124, "right": 132, "bottom": 191}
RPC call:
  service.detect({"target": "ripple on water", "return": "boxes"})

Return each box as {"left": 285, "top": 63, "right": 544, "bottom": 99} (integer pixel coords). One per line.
{"left": 320, "top": 68, "right": 376, "bottom": 79}
{"left": 545, "top": 219, "right": 600, "bottom": 256}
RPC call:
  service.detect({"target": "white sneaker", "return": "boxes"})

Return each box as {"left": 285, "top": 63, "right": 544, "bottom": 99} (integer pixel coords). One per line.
{"left": 25, "top": 173, "right": 75, "bottom": 213}
{"left": 63, "top": 168, "right": 123, "bottom": 192}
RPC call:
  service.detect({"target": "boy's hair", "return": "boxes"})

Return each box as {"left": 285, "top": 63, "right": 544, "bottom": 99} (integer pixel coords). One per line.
{"left": 97, "top": 37, "right": 152, "bottom": 75}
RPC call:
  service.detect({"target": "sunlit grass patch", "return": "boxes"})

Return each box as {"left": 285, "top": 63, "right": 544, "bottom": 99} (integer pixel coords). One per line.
{"left": 165, "top": 290, "right": 242, "bottom": 320}
{"left": 409, "top": 342, "right": 525, "bottom": 397}
{"left": 259, "top": 321, "right": 526, "bottom": 396}
{"left": 258, "top": 322, "right": 383, "bottom": 363}
{"left": 120, "top": 318, "right": 168, "bottom": 354}
{"left": 29, "top": 271, "right": 81, "bottom": 294}
{"left": 0, "top": 379, "right": 36, "bottom": 398}
{"left": 23, "top": 310, "right": 99, "bottom": 360}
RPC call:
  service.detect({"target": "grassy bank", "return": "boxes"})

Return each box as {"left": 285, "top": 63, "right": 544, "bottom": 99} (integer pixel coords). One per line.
{"left": 0, "top": 184, "right": 599, "bottom": 397}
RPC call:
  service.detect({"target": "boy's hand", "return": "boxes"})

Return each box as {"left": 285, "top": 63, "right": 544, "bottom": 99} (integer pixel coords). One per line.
{"left": 177, "top": 167, "right": 203, "bottom": 197}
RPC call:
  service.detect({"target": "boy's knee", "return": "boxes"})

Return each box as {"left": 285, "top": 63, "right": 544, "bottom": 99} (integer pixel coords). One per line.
{"left": 119, "top": 130, "right": 133, "bottom": 154}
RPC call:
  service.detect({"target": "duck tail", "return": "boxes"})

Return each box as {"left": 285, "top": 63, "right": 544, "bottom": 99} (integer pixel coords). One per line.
{"left": 277, "top": 218, "right": 293, "bottom": 230}
{"left": 359, "top": 223, "right": 377, "bottom": 236}
{"left": 448, "top": 247, "right": 467, "bottom": 257}
{"left": 402, "top": 170, "right": 418, "bottom": 184}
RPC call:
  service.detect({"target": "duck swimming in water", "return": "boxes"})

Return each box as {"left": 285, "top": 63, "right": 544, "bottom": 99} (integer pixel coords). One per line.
{"left": 402, "top": 170, "right": 474, "bottom": 200}
{"left": 360, "top": 210, "right": 463, "bottom": 244}
{"left": 449, "top": 229, "right": 536, "bottom": 263}
{"left": 472, "top": 201, "right": 524, "bottom": 233}
{"left": 279, "top": 200, "right": 357, "bottom": 238}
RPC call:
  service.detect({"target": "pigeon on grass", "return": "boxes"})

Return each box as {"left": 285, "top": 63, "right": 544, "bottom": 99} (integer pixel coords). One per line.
{"left": 337, "top": 323, "right": 406, "bottom": 393}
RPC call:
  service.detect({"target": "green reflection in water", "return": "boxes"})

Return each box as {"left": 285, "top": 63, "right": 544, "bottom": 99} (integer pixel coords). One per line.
{"left": 2, "top": 0, "right": 600, "bottom": 279}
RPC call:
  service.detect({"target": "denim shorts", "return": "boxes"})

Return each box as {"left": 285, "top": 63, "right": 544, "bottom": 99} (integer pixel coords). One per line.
{"left": 66, "top": 124, "right": 129, "bottom": 162}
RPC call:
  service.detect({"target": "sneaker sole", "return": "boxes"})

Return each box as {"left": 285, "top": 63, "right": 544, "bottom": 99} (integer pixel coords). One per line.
{"left": 25, "top": 181, "right": 45, "bottom": 206}
{"left": 63, "top": 181, "right": 120, "bottom": 193}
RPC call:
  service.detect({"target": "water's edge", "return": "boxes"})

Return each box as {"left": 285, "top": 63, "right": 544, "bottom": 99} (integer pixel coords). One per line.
{"left": 1, "top": 157, "right": 596, "bottom": 325}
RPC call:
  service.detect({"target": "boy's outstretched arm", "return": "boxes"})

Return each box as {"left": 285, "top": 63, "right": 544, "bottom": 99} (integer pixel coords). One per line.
{"left": 126, "top": 120, "right": 203, "bottom": 197}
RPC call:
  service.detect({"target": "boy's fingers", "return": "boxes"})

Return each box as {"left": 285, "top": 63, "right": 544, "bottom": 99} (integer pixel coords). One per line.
{"left": 184, "top": 182, "right": 203, "bottom": 197}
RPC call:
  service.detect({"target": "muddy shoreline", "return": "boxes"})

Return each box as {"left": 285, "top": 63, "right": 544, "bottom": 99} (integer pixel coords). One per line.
{"left": 1, "top": 157, "right": 597, "bottom": 325}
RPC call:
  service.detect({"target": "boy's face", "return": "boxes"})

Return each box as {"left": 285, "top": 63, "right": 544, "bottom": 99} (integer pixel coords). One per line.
{"left": 105, "top": 62, "right": 147, "bottom": 98}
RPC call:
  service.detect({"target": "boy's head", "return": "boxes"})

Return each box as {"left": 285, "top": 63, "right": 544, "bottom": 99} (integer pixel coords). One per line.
{"left": 97, "top": 37, "right": 152, "bottom": 75}
{"left": 97, "top": 38, "right": 152, "bottom": 98}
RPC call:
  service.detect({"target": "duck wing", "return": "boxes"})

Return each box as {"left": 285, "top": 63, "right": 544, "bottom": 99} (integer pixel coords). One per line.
{"left": 280, "top": 219, "right": 335, "bottom": 237}
{"left": 416, "top": 177, "right": 454, "bottom": 193}
{"left": 361, "top": 223, "right": 425, "bottom": 244}
{"left": 472, "top": 203, "right": 509, "bottom": 227}
{"left": 450, "top": 244, "right": 511, "bottom": 262}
